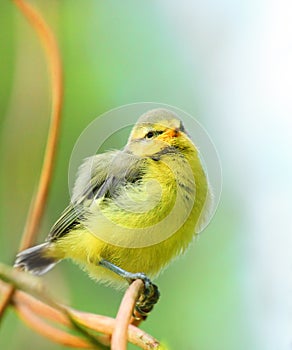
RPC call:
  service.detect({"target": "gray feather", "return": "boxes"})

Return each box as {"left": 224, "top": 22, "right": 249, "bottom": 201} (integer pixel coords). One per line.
{"left": 47, "top": 150, "right": 145, "bottom": 241}
{"left": 14, "top": 243, "right": 58, "bottom": 276}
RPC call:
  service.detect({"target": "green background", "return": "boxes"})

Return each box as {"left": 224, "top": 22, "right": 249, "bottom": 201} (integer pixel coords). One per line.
{"left": 1, "top": 1, "right": 290, "bottom": 349}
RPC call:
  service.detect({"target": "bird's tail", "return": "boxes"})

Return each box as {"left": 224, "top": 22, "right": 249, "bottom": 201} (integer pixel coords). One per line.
{"left": 14, "top": 242, "right": 59, "bottom": 276}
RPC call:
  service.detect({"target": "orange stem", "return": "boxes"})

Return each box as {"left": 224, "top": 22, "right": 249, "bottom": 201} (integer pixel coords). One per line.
{"left": 0, "top": 281, "right": 160, "bottom": 349}
{"left": 67, "top": 308, "right": 160, "bottom": 349}
{"left": 111, "top": 280, "right": 144, "bottom": 350}
{"left": 0, "top": 288, "right": 14, "bottom": 319}
{"left": 12, "top": 0, "right": 63, "bottom": 250}
{"left": 15, "top": 304, "right": 93, "bottom": 348}
{"left": 0, "top": 0, "right": 63, "bottom": 321}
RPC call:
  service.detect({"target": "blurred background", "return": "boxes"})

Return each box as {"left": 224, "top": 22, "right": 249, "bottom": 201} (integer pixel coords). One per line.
{"left": 0, "top": 0, "right": 291, "bottom": 349}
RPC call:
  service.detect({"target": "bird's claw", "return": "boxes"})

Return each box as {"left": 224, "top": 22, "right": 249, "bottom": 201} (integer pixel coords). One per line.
{"left": 128, "top": 273, "right": 160, "bottom": 318}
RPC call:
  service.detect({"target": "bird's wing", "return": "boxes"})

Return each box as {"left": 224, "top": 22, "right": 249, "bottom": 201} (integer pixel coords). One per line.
{"left": 46, "top": 203, "right": 82, "bottom": 241}
{"left": 47, "top": 150, "right": 145, "bottom": 241}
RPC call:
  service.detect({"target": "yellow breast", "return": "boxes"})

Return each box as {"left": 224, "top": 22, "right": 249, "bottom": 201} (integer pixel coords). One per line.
{"left": 53, "top": 146, "right": 209, "bottom": 288}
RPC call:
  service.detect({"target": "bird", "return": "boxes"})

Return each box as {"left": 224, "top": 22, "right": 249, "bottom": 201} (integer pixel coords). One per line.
{"left": 14, "top": 108, "right": 210, "bottom": 315}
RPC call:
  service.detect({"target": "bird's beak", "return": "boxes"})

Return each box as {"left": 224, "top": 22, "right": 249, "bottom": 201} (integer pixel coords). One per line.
{"left": 158, "top": 128, "right": 180, "bottom": 140}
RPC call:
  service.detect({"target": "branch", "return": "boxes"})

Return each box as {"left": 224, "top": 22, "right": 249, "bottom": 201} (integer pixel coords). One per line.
{"left": 15, "top": 304, "right": 93, "bottom": 349}
{"left": 0, "top": 0, "right": 63, "bottom": 320}
{"left": 112, "top": 279, "right": 144, "bottom": 350}
{"left": 13, "top": 0, "right": 63, "bottom": 250}
{"left": 0, "top": 264, "right": 160, "bottom": 349}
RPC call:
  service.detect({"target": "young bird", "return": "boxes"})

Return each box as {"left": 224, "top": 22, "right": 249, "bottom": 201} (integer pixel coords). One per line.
{"left": 15, "top": 108, "right": 210, "bottom": 315}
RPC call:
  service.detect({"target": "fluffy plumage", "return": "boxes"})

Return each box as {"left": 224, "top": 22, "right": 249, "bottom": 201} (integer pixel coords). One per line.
{"left": 14, "top": 108, "right": 210, "bottom": 289}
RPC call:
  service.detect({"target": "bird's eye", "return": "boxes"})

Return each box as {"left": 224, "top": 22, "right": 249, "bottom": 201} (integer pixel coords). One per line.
{"left": 145, "top": 131, "right": 154, "bottom": 139}
{"left": 145, "top": 130, "right": 163, "bottom": 139}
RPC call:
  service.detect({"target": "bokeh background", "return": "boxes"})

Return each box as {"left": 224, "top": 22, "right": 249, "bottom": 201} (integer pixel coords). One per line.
{"left": 0, "top": 1, "right": 291, "bottom": 349}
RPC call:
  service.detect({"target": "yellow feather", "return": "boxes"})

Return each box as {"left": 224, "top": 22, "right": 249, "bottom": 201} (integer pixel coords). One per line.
{"left": 49, "top": 120, "right": 209, "bottom": 288}
{"left": 16, "top": 108, "right": 210, "bottom": 290}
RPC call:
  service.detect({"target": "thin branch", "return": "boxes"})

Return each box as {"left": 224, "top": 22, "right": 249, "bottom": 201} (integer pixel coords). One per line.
{"left": 14, "top": 289, "right": 70, "bottom": 327}
{"left": 71, "top": 309, "right": 160, "bottom": 350}
{"left": 13, "top": 0, "right": 63, "bottom": 250}
{"left": 111, "top": 280, "right": 144, "bottom": 350}
{"left": 0, "top": 271, "right": 160, "bottom": 349}
{"left": 0, "top": 280, "right": 105, "bottom": 349}
{"left": 0, "top": 0, "right": 63, "bottom": 320}
{"left": 0, "top": 288, "right": 14, "bottom": 319}
{"left": 0, "top": 265, "right": 109, "bottom": 349}
{"left": 15, "top": 304, "right": 93, "bottom": 349}
{"left": 0, "top": 263, "right": 57, "bottom": 309}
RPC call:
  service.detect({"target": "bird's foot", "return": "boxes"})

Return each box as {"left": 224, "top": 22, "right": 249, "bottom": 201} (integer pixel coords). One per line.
{"left": 99, "top": 260, "right": 160, "bottom": 318}
{"left": 127, "top": 273, "right": 160, "bottom": 318}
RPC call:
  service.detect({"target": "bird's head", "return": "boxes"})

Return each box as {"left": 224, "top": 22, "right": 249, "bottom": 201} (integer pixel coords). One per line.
{"left": 125, "top": 108, "right": 194, "bottom": 157}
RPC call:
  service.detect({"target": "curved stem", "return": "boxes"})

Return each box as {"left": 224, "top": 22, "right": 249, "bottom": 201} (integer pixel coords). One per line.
{"left": 111, "top": 280, "right": 144, "bottom": 350}
{"left": 0, "top": 277, "right": 160, "bottom": 349}
{"left": 16, "top": 304, "right": 93, "bottom": 349}
{"left": 13, "top": 0, "right": 63, "bottom": 250}
{"left": 0, "top": 0, "right": 63, "bottom": 321}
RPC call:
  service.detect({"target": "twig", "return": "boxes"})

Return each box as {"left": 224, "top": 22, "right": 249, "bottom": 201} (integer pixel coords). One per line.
{"left": 111, "top": 280, "right": 144, "bottom": 350}
{"left": 0, "top": 263, "right": 49, "bottom": 302}
{"left": 0, "top": 0, "right": 63, "bottom": 320}
{"left": 0, "top": 276, "right": 160, "bottom": 349}
{"left": 16, "top": 304, "right": 93, "bottom": 349}
{"left": 71, "top": 308, "right": 160, "bottom": 350}
{"left": 0, "top": 288, "right": 14, "bottom": 320}
{"left": 0, "top": 265, "right": 109, "bottom": 349}
{"left": 13, "top": 0, "right": 63, "bottom": 250}
{"left": 13, "top": 289, "right": 70, "bottom": 327}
